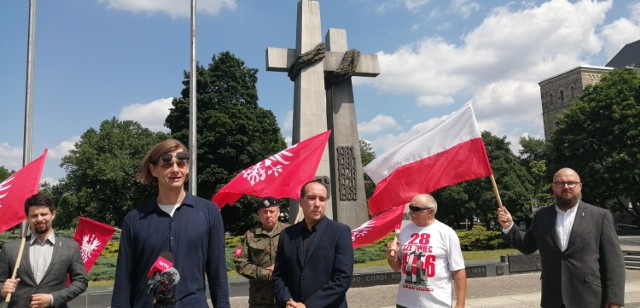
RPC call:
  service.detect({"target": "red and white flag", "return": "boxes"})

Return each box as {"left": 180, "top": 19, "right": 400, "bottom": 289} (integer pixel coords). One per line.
{"left": 0, "top": 149, "right": 48, "bottom": 233}
{"left": 73, "top": 217, "right": 116, "bottom": 273}
{"left": 213, "top": 130, "right": 331, "bottom": 207}
{"left": 364, "top": 104, "right": 493, "bottom": 216}
{"left": 351, "top": 203, "right": 404, "bottom": 248}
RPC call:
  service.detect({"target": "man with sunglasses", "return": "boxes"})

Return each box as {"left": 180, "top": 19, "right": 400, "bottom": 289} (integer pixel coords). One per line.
{"left": 111, "top": 138, "right": 230, "bottom": 308}
{"left": 386, "top": 194, "right": 467, "bottom": 308}
{"left": 498, "top": 168, "right": 625, "bottom": 307}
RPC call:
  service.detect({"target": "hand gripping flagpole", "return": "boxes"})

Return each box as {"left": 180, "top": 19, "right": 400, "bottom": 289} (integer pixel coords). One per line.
{"left": 5, "top": 225, "right": 29, "bottom": 303}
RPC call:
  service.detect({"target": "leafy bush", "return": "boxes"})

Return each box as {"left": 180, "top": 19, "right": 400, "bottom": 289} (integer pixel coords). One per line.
{"left": 456, "top": 225, "right": 510, "bottom": 251}
{"left": 88, "top": 255, "right": 117, "bottom": 281}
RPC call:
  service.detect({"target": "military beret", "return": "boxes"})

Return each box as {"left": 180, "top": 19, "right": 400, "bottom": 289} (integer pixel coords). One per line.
{"left": 257, "top": 197, "right": 280, "bottom": 209}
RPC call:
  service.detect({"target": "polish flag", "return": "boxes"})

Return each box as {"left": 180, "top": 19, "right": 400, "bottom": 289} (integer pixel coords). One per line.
{"left": 351, "top": 203, "right": 404, "bottom": 248}
{"left": 364, "top": 104, "right": 492, "bottom": 216}
{"left": 73, "top": 217, "right": 116, "bottom": 273}
{"left": 213, "top": 130, "right": 331, "bottom": 207}
{"left": 0, "top": 149, "right": 48, "bottom": 233}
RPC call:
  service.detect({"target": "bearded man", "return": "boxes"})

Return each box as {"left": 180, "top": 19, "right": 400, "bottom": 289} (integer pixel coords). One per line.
{"left": 497, "top": 168, "right": 625, "bottom": 308}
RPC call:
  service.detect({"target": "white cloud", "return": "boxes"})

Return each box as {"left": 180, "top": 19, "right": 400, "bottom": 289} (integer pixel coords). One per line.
{"left": 118, "top": 98, "right": 173, "bottom": 132}
{"left": 451, "top": 0, "right": 480, "bottom": 18}
{"left": 358, "top": 114, "right": 399, "bottom": 134}
{"left": 281, "top": 109, "right": 293, "bottom": 133}
{"left": 600, "top": 18, "right": 640, "bottom": 61}
{"left": 99, "top": 0, "right": 237, "bottom": 18}
{"left": 367, "top": 115, "right": 444, "bottom": 155}
{"left": 404, "top": 0, "right": 430, "bottom": 11}
{"left": 361, "top": 0, "right": 615, "bottom": 149}
{"left": 0, "top": 143, "right": 23, "bottom": 172}
{"left": 46, "top": 137, "right": 80, "bottom": 160}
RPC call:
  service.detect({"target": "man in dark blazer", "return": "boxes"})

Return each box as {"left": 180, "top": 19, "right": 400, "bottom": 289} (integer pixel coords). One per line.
{"left": 498, "top": 168, "right": 625, "bottom": 308}
{"left": 272, "top": 180, "right": 353, "bottom": 308}
{"left": 0, "top": 193, "right": 88, "bottom": 308}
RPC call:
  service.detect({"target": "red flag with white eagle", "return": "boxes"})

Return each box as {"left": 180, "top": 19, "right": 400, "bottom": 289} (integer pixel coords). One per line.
{"left": 213, "top": 130, "right": 331, "bottom": 207}
{"left": 0, "top": 149, "right": 47, "bottom": 233}
{"left": 351, "top": 203, "right": 404, "bottom": 248}
{"left": 364, "top": 104, "right": 493, "bottom": 216}
{"left": 73, "top": 217, "right": 116, "bottom": 273}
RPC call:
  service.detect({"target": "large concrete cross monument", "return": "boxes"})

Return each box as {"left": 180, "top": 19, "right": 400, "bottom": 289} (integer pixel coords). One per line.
{"left": 266, "top": 0, "right": 380, "bottom": 229}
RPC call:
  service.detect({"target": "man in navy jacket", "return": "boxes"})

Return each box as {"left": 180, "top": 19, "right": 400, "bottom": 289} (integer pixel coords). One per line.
{"left": 272, "top": 180, "right": 353, "bottom": 308}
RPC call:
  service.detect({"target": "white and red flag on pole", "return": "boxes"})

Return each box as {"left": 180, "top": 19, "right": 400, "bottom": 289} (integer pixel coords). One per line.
{"left": 0, "top": 149, "right": 47, "bottom": 233}
{"left": 351, "top": 203, "right": 404, "bottom": 248}
{"left": 213, "top": 130, "right": 331, "bottom": 207}
{"left": 364, "top": 104, "right": 493, "bottom": 216}
{"left": 73, "top": 217, "right": 116, "bottom": 273}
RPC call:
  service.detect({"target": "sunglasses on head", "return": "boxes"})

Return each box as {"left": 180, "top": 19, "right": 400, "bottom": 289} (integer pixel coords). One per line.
{"left": 158, "top": 151, "right": 189, "bottom": 166}
{"left": 409, "top": 205, "right": 432, "bottom": 212}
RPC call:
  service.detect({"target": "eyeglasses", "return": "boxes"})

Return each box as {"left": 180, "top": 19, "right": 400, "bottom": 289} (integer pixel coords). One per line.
{"left": 409, "top": 205, "right": 433, "bottom": 212}
{"left": 158, "top": 152, "right": 189, "bottom": 167}
{"left": 552, "top": 181, "right": 580, "bottom": 188}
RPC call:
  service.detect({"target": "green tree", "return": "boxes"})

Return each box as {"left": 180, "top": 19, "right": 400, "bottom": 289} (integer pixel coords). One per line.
{"left": 360, "top": 139, "right": 376, "bottom": 200}
{"left": 165, "top": 51, "right": 287, "bottom": 234}
{"left": 0, "top": 166, "right": 12, "bottom": 182}
{"left": 54, "top": 118, "right": 168, "bottom": 228}
{"left": 518, "top": 136, "right": 553, "bottom": 212}
{"left": 548, "top": 68, "right": 640, "bottom": 221}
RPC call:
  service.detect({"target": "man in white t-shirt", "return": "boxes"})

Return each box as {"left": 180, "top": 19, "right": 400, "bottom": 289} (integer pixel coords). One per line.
{"left": 387, "top": 194, "right": 467, "bottom": 308}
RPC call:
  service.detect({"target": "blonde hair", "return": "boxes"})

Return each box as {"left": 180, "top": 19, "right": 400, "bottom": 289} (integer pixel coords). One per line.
{"left": 136, "top": 138, "right": 188, "bottom": 185}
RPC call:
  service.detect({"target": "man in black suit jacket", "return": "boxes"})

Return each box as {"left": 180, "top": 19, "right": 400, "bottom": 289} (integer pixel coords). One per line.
{"left": 272, "top": 180, "right": 353, "bottom": 308}
{"left": 0, "top": 193, "right": 88, "bottom": 308}
{"left": 498, "top": 168, "right": 625, "bottom": 307}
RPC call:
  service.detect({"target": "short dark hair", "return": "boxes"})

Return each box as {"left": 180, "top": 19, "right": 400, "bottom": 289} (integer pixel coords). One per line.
{"left": 299, "top": 179, "right": 330, "bottom": 199}
{"left": 24, "top": 193, "right": 55, "bottom": 215}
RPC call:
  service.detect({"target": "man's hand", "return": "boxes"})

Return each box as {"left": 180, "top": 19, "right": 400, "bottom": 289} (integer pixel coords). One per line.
{"left": 605, "top": 304, "right": 621, "bottom": 308}
{"left": 286, "top": 299, "right": 306, "bottom": 308}
{"left": 1, "top": 278, "right": 20, "bottom": 299}
{"left": 264, "top": 264, "right": 274, "bottom": 280}
{"left": 29, "top": 293, "right": 53, "bottom": 308}
{"left": 386, "top": 237, "right": 399, "bottom": 258}
{"left": 497, "top": 207, "right": 513, "bottom": 229}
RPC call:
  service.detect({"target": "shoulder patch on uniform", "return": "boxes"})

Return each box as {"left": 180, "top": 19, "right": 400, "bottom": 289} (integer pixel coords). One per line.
{"left": 234, "top": 246, "right": 243, "bottom": 258}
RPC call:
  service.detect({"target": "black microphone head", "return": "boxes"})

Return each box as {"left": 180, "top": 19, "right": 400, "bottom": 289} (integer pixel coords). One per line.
{"left": 161, "top": 267, "right": 180, "bottom": 287}
{"left": 159, "top": 251, "right": 174, "bottom": 263}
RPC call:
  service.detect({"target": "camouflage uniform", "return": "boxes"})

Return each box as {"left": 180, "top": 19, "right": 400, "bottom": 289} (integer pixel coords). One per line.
{"left": 234, "top": 221, "right": 289, "bottom": 308}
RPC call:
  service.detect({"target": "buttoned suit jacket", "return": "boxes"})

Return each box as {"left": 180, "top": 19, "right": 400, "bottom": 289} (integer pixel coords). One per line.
{"left": 0, "top": 234, "right": 88, "bottom": 308}
{"left": 503, "top": 201, "right": 625, "bottom": 307}
{"left": 272, "top": 217, "right": 353, "bottom": 307}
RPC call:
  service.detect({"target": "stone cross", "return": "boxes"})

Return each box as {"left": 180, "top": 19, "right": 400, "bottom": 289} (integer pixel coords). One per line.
{"left": 266, "top": 0, "right": 380, "bottom": 229}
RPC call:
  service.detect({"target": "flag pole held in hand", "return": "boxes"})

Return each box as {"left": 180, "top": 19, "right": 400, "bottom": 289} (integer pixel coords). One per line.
{"left": 5, "top": 221, "right": 29, "bottom": 303}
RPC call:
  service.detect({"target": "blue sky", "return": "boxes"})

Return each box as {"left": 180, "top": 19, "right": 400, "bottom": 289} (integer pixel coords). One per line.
{"left": 1, "top": 0, "right": 640, "bottom": 184}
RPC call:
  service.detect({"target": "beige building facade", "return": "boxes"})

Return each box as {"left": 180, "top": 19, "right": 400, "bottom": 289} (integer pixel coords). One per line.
{"left": 539, "top": 39, "right": 640, "bottom": 139}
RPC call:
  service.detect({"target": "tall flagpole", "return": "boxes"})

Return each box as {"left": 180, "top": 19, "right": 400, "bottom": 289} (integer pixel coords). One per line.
{"left": 23, "top": 0, "right": 36, "bottom": 169}
{"left": 189, "top": 0, "right": 198, "bottom": 195}
{"left": 7, "top": 0, "right": 38, "bottom": 303}
{"left": 21, "top": 0, "right": 37, "bottom": 233}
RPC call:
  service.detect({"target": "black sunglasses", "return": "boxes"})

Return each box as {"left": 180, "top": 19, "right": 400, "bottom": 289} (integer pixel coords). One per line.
{"left": 409, "top": 205, "right": 432, "bottom": 212}
{"left": 158, "top": 152, "right": 189, "bottom": 165}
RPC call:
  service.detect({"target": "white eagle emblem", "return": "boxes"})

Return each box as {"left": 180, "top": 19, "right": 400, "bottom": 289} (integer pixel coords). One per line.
{"left": 80, "top": 234, "right": 102, "bottom": 262}
{"left": 242, "top": 146, "right": 296, "bottom": 186}
{"left": 351, "top": 220, "right": 375, "bottom": 242}
{"left": 0, "top": 175, "right": 15, "bottom": 209}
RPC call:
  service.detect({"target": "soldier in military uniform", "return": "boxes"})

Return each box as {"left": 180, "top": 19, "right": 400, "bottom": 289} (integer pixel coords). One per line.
{"left": 234, "top": 197, "right": 289, "bottom": 308}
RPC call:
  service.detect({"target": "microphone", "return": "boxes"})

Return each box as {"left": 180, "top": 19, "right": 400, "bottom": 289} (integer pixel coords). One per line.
{"left": 147, "top": 251, "right": 174, "bottom": 278}
{"left": 147, "top": 252, "right": 180, "bottom": 307}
